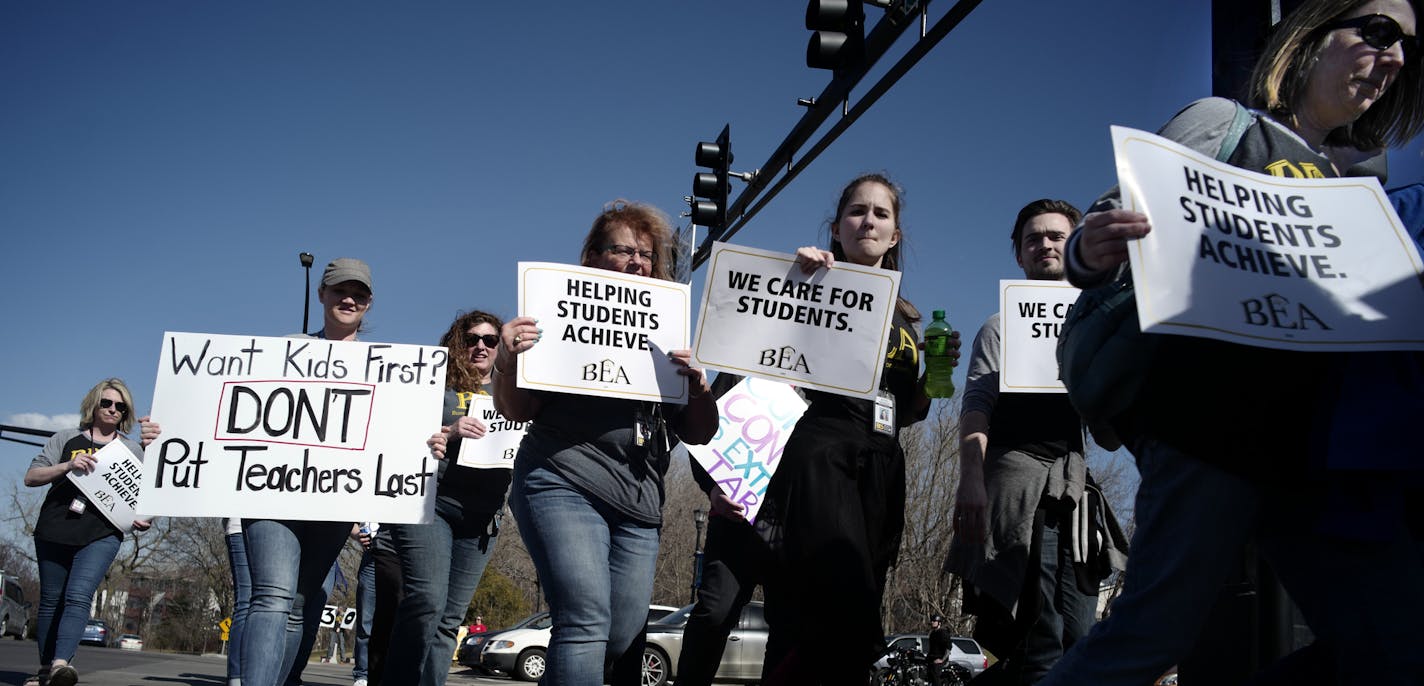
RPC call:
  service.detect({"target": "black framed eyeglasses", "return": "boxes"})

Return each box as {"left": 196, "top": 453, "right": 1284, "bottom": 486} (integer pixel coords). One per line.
{"left": 602, "top": 244, "right": 657, "bottom": 264}
{"left": 1326, "top": 13, "right": 1417, "bottom": 60}
{"left": 99, "top": 398, "right": 130, "bottom": 414}
{"left": 464, "top": 333, "right": 499, "bottom": 349}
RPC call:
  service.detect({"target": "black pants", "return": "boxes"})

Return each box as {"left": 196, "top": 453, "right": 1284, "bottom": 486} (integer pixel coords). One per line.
{"left": 676, "top": 516, "right": 768, "bottom": 686}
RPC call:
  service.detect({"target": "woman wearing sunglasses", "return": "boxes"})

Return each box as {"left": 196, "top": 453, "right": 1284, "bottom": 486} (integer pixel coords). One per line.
{"left": 25, "top": 378, "right": 151, "bottom": 686}
{"left": 493, "top": 201, "right": 718, "bottom": 686}
{"left": 382, "top": 310, "right": 511, "bottom": 686}
{"left": 1042, "top": 1, "right": 1422, "bottom": 684}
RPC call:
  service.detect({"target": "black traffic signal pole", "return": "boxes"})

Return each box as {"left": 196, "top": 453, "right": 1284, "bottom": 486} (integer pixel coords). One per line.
{"left": 690, "top": 0, "right": 984, "bottom": 270}
{"left": 1, "top": 423, "right": 54, "bottom": 447}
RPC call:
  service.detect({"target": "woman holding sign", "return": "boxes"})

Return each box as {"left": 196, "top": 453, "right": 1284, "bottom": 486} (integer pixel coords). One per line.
{"left": 1047, "top": 0, "right": 1424, "bottom": 683}
{"left": 384, "top": 310, "right": 511, "bottom": 686}
{"left": 25, "top": 379, "right": 151, "bottom": 686}
{"left": 756, "top": 173, "right": 934, "bottom": 685}
{"left": 494, "top": 201, "right": 718, "bottom": 686}
{"left": 141, "top": 257, "right": 378, "bottom": 686}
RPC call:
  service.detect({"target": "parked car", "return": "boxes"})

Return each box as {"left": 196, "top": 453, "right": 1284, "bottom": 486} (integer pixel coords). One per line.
{"left": 0, "top": 572, "right": 31, "bottom": 640}
{"left": 875, "top": 633, "right": 988, "bottom": 677}
{"left": 640, "top": 601, "right": 769, "bottom": 686}
{"left": 80, "top": 619, "right": 113, "bottom": 647}
{"left": 480, "top": 605, "right": 679, "bottom": 682}
{"left": 118, "top": 634, "right": 143, "bottom": 651}
{"left": 457, "top": 611, "right": 550, "bottom": 671}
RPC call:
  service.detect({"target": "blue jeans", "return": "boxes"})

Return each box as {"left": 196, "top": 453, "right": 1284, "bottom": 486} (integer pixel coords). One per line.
{"left": 1018, "top": 508, "right": 1098, "bottom": 684}
{"left": 352, "top": 548, "right": 376, "bottom": 681}
{"left": 385, "top": 517, "right": 498, "bottom": 686}
{"left": 240, "top": 519, "right": 349, "bottom": 686}
{"left": 227, "top": 532, "right": 253, "bottom": 684}
{"left": 34, "top": 535, "right": 121, "bottom": 666}
{"left": 1039, "top": 440, "right": 1259, "bottom": 686}
{"left": 285, "top": 562, "right": 338, "bottom": 686}
{"left": 510, "top": 463, "right": 660, "bottom": 686}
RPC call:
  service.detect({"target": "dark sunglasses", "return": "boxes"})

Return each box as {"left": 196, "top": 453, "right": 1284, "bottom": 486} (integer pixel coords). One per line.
{"left": 1326, "top": 13, "right": 1417, "bottom": 59}
{"left": 99, "top": 398, "right": 130, "bottom": 414}
{"left": 464, "top": 333, "right": 500, "bottom": 349}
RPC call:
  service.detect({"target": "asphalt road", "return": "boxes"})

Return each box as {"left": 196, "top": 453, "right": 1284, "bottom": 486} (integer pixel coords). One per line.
{"left": 0, "top": 640, "right": 510, "bottom": 686}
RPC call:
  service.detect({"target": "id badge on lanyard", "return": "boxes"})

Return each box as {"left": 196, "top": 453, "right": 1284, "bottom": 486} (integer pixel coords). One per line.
{"left": 872, "top": 390, "right": 896, "bottom": 436}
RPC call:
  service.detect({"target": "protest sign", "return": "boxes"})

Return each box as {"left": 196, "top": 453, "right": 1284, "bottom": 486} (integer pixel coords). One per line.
{"left": 999, "top": 280, "right": 1080, "bottom": 393}
{"left": 339, "top": 607, "right": 357, "bottom": 631}
{"left": 140, "top": 332, "right": 447, "bottom": 523}
{"left": 1113, "top": 126, "right": 1424, "bottom": 351}
{"left": 685, "top": 376, "right": 806, "bottom": 523}
{"left": 455, "top": 395, "right": 525, "bottom": 469}
{"left": 515, "top": 262, "right": 691, "bottom": 403}
{"left": 319, "top": 605, "right": 340, "bottom": 629}
{"left": 67, "top": 439, "right": 143, "bottom": 534}
{"left": 693, "top": 242, "right": 902, "bottom": 399}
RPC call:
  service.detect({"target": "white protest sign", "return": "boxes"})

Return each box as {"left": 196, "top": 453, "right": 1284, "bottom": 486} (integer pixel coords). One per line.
{"left": 1113, "top": 125, "right": 1424, "bottom": 351}
{"left": 515, "top": 263, "right": 691, "bottom": 403}
{"left": 684, "top": 376, "right": 806, "bottom": 523}
{"left": 455, "top": 395, "right": 525, "bottom": 469}
{"left": 140, "top": 332, "right": 447, "bottom": 523}
{"left": 319, "top": 605, "right": 339, "bottom": 629}
{"left": 999, "top": 280, "right": 1080, "bottom": 393}
{"left": 693, "top": 242, "right": 902, "bottom": 399}
{"left": 67, "top": 440, "right": 143, "bottom": 534}
{"left": 339, "top": 607, "right": 358, "bottom": 631}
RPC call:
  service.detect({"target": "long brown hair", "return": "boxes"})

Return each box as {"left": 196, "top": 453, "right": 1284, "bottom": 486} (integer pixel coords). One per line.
{"left": 439, "top": 310, "right": 504, "bottom": 392}
{"left": 828, "top": 173, "right": 921, "bottom": 323}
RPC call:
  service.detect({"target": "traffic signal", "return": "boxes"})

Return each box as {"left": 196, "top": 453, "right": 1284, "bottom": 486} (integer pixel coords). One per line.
{"left": 806, "top": 0, "right": 865, "bottom": 73}
{"left": 691, "top": 125, "right": 731, "bottom": 231}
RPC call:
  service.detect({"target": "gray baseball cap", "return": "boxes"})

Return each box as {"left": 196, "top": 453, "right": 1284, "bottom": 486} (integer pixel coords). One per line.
{"left": 321, "top": 258, "right": 373, "bottom": 292}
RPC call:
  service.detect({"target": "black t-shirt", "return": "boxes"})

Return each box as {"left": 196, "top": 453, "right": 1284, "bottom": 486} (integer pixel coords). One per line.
{"left": 800, "top": 306, "right": 927, "bottom": 433}
{"left": 436, "top": 388, "right": 514, "bottom": 537}
{"left": 34, "top": 431, "right": 124, "bottom": 546}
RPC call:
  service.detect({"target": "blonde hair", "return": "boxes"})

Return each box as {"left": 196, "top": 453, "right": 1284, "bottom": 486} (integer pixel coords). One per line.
{"left": 1249, "top": 0, "right": 1424, "bottom": 149}
{"left": 78, "top": 378, "right": 136, "bottom": 434}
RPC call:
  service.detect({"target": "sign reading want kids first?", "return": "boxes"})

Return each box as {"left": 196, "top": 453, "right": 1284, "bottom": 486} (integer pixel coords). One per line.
{"left": 139, "top": 332, "right": 447, "bottom": 524}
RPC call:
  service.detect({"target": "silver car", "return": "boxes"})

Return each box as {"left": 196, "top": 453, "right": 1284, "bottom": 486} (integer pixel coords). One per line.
{"left": 641, "top": 602, "right": 768, "bottom": 686}
{"left": 0, "top": 573, "right": 30, "bottom": 640}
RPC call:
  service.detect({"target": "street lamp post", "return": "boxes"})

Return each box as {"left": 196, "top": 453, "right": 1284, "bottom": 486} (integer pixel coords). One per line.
{"left": 690, "top": 508, "right": 708, "bottom": 604}
{"left": 299, "top": 252, "right": 315, "bottom": 334}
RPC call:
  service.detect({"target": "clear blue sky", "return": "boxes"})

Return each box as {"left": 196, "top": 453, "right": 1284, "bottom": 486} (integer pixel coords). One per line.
{"left": 2, "top": 0, "right": 1421, "bottom": 483}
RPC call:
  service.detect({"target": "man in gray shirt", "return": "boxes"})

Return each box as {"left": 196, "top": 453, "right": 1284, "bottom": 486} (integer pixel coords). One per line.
{"left": 945, "top": 199, "right": 1126, "bottom": 686}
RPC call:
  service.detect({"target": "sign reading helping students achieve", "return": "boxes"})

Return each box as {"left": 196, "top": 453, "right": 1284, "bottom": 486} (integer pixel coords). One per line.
{"left": 516, "top": 263, "right": 691, "bottom": 403}
{"left": 67, "top": 439, "right": 143, "bottom": 534}
{"left": 140, "top": 332, "right": 447, "bottom": 523}
{"left": 1112, "top": 125, "right": 1424, "bottom": 351}
{"left": 999, "top": 280, "right": 1080, "bottom": 393}
{"left": 693, "top": 242, "right": 901, "bottom": 399}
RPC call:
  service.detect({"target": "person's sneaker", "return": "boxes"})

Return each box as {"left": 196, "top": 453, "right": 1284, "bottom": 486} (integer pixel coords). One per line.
{"left": 48, "top": 664, "right": 78, "bottom": 686}
{"left": 353, "top": 679, "right": 368, "bottom": 686}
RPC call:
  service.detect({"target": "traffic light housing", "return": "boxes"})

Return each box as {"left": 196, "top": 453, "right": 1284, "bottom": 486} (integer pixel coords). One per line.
{"left": 806, "top": 0, "right": 865, "bottom": 74}
{"left": 691, "top": 125, "right": 731, "bottom": 231}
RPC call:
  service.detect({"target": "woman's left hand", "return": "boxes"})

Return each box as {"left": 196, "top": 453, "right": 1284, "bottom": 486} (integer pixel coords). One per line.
{"left": 668, "top": 349, "right": 711, "bottom": 399}
{"left": 132, "top": 519, "right": 152, "bottom": 532}
{"left": 139, "top": 416, "right": 161, "bottom": 448}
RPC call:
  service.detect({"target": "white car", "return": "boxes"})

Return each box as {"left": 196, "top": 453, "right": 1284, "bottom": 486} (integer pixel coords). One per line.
{"left": 481, "top": 605, "right": 679, "bottom": 682}
{"left": 118, "top": 634, "right": 144, "bottom": 651}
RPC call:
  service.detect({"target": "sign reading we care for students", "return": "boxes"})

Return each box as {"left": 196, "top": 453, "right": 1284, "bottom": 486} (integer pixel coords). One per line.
{"left": 693, "top": 242, "right": 901, "bottom": 400}
{"left": 139, "top": 332, "right": 447, "bottom": 523}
